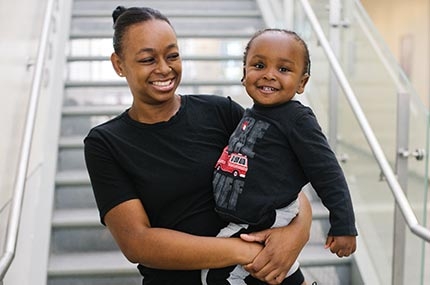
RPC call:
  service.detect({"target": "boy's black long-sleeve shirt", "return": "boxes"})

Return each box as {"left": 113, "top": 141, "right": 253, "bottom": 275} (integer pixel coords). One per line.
{"left": 213, "top": 100, "right": 357, "bottom": 236}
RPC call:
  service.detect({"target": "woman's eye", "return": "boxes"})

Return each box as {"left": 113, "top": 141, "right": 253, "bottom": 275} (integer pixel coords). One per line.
{"left": 139, "top": 57, "right": 155, "bottom": 64}
{"left": 167, "top": 53, "right": 180, "bottom": 61}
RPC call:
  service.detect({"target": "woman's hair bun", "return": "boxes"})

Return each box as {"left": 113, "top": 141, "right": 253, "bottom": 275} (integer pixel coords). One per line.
{"left": 112, "top": 6, "right": 127, "bottom": 24}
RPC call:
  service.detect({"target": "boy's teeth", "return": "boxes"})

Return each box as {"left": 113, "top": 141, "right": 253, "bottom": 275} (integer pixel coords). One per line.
{"left": 262, "top": 86, "right": 275, "bottom": 91}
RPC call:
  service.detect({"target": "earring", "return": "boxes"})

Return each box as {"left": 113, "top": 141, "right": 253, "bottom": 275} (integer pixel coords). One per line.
{"left": 118, "top": 72, "right": 123, "bottom": 76}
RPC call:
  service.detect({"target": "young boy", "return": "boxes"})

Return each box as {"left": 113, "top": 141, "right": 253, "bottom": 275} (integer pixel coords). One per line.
{"left": 202, "top": 29, "right": 357, "bottom": 285}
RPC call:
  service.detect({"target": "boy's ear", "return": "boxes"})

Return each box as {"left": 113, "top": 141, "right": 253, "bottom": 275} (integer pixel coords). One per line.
{"left": 297, "top": 73, "right": 310, "bottom": 94}
{"left": 111, "top": 52, "right": 124, "bottom": 77}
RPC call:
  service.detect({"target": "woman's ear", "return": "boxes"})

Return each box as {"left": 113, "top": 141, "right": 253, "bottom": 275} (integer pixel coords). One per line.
{"left": 111, "top": 52, "right": 124, "bottom": 77}
{"left": 296, "top": 73, "right": 310, "bottom": 94}
{"left": 240, "top": 67, "right": 246, "bottom": 85}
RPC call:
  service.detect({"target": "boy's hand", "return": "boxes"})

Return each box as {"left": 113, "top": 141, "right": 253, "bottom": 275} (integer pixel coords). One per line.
{"left": 324, "top": 235, "right": 356, "bottom": 257}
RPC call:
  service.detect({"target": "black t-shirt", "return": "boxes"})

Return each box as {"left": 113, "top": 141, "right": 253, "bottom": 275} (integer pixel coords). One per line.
{"left": 84, "top": 95, "right": 244, "bottom": 284}
{"left": 213, "top": 100, "right": 357, "bottom": 236}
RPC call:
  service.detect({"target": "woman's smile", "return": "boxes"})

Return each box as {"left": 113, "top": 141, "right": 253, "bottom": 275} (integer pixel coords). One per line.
{"left": 151, "top": 78, "right": 176, "bottom": 92}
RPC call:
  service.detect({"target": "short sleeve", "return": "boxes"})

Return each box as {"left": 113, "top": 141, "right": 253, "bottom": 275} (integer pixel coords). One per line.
{"left": 84, "top": 130, "right": 139, "bottom": 225}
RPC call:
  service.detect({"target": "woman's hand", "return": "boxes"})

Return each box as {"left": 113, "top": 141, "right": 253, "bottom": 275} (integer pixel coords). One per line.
{"left": 240, "top": 192, "right": 312, "bottom": 284}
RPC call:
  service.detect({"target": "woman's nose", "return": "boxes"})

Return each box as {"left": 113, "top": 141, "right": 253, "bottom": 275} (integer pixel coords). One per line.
{"left": 156, "top": 61, "right": 172, "bottom": 74}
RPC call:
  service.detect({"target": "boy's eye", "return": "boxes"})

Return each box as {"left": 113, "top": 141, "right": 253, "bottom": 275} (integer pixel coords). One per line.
{"left": 254, "top": 63, "right": 264, "bottom": 69}
{"left": 279, "top": 67, "right": 289, "bottom": 72}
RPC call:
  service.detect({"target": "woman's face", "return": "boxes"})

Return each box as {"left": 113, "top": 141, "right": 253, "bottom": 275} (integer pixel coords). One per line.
{"left": 112, "top": 19, "right": 182, "bottom": 105}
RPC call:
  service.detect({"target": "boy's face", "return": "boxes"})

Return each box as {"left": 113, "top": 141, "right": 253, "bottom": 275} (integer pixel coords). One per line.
{"left": 242, "top": 32, "right": 309, "bottom": 107}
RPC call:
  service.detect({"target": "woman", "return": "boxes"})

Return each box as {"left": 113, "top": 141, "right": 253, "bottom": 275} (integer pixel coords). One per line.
{"left": 84, "top": 6, "right": 312, "bottom": 285}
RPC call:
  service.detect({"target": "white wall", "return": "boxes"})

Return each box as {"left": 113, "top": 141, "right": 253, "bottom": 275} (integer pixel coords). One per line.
{"left": 0, "top": 0, "right": 73, "bottom": 283}
{"left": 361, "top": 0, "right": 430, "bottom": 106}
{"left": 0, "top": 0, "right": 47, "bottom": 258}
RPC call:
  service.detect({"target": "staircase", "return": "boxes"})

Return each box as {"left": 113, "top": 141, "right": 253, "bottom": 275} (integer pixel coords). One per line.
{"left": 47, "top": 0, "right": 354, "bottom": 284}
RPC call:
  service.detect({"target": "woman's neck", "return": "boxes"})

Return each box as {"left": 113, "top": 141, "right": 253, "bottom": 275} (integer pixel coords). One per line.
{"left": 128, "top": 94, "right": 181, "bottom": 124}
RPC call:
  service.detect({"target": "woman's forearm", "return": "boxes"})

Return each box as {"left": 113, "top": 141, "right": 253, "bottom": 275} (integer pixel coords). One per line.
{"left": 129, "top": 227, "right": 262, "bottom": 270}
{"left": 291, "top": 191, "right": 312, "bottom": 243}
{"left": 105, "top": 199, "right": 262, "bottom": 270}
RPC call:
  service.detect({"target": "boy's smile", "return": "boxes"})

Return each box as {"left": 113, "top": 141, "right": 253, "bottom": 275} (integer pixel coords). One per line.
{"left": 242, "top": 31, "right": 309, "bottom": 107}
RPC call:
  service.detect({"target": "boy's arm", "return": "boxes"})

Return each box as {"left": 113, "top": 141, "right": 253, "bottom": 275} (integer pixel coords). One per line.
{"left": 241, "top": 192, "right": 312, "bottom": 284}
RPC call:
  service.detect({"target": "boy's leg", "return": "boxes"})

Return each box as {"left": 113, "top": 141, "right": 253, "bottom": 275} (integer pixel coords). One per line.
{"left": 202, "top": 223, "right": 249, "bottom": 285}
{"left": 281, "top": 268, "right": 305, "bottom": 285}
{"left": 243, "top": 267, "right": 305, "bottom": 285}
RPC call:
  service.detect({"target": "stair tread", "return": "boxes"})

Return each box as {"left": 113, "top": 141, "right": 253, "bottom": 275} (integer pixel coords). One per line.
{"left": 59, "top": 136, "right": 84, "bottom": 148}
{"left": 52, "top": 205, "right": 327, "bottom": 228}
{"left": 67, "top": 54, "right": 243, "bottom": 62}
{"left": 56, "top": 170, "right": 90, "bottom": 185}
{"left": 62, "top": 104, "right": 128, "bottom": 116}
{"left": 48, "top": 251, "right": 136, "bottom": 275}
{"left": 299, "top": 244, "right": 352, "bottom": 266}
{"left": 52, "top": 208, "right": 99, "bottom": 227}
{"left": 48, "top": 244, "right": 348, "bottom": 277}
{"left": 65, "top": 79, "right": 242, "bottom": 88}
{"left": 73, "top": 10, "right": 260, "bottom": 18}
{"left": 70, "top": 30, "right": 256, "bottom": 39}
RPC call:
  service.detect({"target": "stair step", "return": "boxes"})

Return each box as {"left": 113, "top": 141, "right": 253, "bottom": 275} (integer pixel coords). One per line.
{"left": 73, "top": 10, "right": 260, "bottom": 18}
{"left": 55, "top": 184, "right": 96, "bottom": 209}
{"left": 51, "top": 205, "right": 328, "bottom": 229}
{"left": 56, "top": 170, "right": 90, "bottom": 186}
{"left": 71, "top": 16, "right": 262, "bottom": 36}
{"left": 70, "top": 30, "right": 257, "bottom": 39}
{"left": 299, "top": 244, "right": 352, "bottom": 267}
{"left": 48, "top": 251, "right": 136, "bottom": 276}
{"left": 63, "top": 105, "right": 126, "bottom": 116}
{"left": 50, "top": 207, "right": 119, "bottom": 254}
{"left": 67, "top": 55, "right": 243, "bottom": 62}
{"left": 65, "top": 79, "right": 242, "bottom": 88}
{"left": 72, "top": 0, "right": 259, "bottom": 15}
{"left": 52, "top": 208, "right": 99, "bottom": 227}
{"left": 59, "top": 136, "right": 84, "bottom": 148}
{"left": 48, "top": 244, "right": 347, "bottom": 278}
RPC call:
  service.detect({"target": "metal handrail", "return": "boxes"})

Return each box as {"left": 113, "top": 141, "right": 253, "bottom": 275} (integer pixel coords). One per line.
{"left": 0, "top": 0, "right": 56, "bottom": 280}
{"left": 298, "top": 0, "right": 430, "bottom": 242}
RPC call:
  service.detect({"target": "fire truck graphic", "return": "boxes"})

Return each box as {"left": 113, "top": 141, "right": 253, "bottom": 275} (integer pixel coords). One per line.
{"left": 215, "top": 146, "right": 248, "bottom": 178}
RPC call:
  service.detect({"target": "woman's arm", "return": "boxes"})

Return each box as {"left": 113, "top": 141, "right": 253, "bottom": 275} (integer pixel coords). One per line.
{"left": 242, "top": 192, "right": 312, "bottom": 283}
{"left": 104, "top": 198, "right": 263, "bottom": 270}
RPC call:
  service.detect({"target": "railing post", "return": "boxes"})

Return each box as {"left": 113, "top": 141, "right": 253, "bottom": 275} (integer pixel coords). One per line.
{"left": 328, "top": 0, "right": 342, "bottom": 151}
{"left": 282, "top": 0, "right": 295, "bottom": 29}
{"left": 393, "top": 90, "right": 410, "bottom": 285}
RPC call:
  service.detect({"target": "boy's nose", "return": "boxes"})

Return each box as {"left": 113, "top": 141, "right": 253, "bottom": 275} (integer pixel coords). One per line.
{"left": 263, "top": 69, "right": 276, "bottom": 80}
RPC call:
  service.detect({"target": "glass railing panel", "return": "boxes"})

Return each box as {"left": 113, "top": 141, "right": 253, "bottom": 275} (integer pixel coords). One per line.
{"left": 294, "top": 1, "right": 429, "bottom": 284}
{"left": 349, "top": 2, "right": 429, "bottom": 284}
